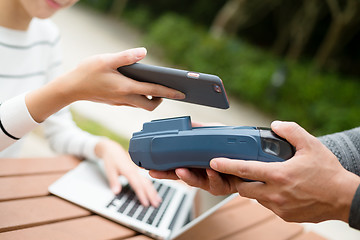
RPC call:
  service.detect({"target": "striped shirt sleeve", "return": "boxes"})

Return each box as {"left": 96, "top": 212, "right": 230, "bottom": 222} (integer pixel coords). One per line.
{"left": 0, "top": 93, "right": 39, "bottom": 150}
{"left": 42, "top": 107, "right": 101, "bottom": 162}
{"left": 40, "top": 27, "right": 101, "bottom": 162}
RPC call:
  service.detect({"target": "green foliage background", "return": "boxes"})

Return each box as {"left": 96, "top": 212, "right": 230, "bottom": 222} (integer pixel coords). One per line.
{"left": 79, "top": 1, "right": 360, "bottom": 136}
{"left": 143, "top": 14, "right": 359, "bottom": 135}
{"left": 72, "top": 111, "right": 129, "bottom": 149}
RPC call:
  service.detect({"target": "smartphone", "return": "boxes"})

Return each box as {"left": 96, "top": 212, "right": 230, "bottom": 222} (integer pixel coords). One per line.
{"left": 117, "top": 63, "right": 229, "bottom": 109}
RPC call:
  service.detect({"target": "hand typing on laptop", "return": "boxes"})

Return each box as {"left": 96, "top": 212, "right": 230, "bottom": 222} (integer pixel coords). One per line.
{"left": 49, "top": 161, "right": 197, "bottom": 239}
{"left": 96, "top": 138, "right": 162, "bottom": 207}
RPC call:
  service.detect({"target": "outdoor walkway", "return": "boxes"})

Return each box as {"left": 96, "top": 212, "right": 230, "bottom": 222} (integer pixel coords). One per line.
{"left": 20, "top": 3, "right": 359, "bottom": 240}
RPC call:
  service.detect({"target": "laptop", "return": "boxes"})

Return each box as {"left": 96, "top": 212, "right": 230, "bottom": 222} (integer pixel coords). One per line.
{"left": 49, "top": 161, "right": 236, "bottom": 240}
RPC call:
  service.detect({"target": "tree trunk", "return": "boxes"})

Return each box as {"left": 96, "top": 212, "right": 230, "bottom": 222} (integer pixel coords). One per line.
{"left": 315, "top": 0, "right": 360, "bottom": 69}
{"left": 210, "top": 0, "right": 282, "bottom": 38}
{"left": 286, "top": 0, "right": 323, "bottom": 60}
{"left": 109, "top": 0, "right": 129, "bottom": 16}
{"left": 271, "top": 1, "right": 302, "bottom": 55}
{"left": 210, "top": 0, "right": 247, "bottom": 38}
{"left": 272, "top": 27, "right": 291, "bottom": 55}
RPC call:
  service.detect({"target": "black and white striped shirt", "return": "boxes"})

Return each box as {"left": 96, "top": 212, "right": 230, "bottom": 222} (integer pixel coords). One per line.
{"left": 0, "top": 18, "right": 99, "bottom": 160}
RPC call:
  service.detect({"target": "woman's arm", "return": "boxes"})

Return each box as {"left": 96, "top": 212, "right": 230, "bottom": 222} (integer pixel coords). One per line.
{"left": 26, "top": 47, "right": 184, "bottom": 123}
{"left": 0, "top": 47, "right": 184, "bottom": 150}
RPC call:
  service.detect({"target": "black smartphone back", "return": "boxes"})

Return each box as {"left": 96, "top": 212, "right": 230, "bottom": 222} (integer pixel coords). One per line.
{"left": 118, "top": 63, "right": 229, "bottom": 109}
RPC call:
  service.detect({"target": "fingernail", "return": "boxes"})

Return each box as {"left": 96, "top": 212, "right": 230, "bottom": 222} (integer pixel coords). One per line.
{"left": 175, "top": 170, "right": 181, "bottom": 179}
{"left": 132, "top": 47, "right": 147, "bottom": 59}
{"left": 210, "top": 159, "right": 218, "bottom": 169}
{"left": 143, "top": 199, "right": 149, "bottom": 207}
{"left": 153, "top": 199, "right": 161, "bottom": 208}
{"left": 175, "top": 168, "right": 184, "bottom": 179}
{"left": 271, "top": 120, "right": 282, "bottom": 128}
{"left": 174, "top": 92, "right": 186, "bottom": 99}
{"left": 111, "top": 185, "right": 121, "bottom": 194}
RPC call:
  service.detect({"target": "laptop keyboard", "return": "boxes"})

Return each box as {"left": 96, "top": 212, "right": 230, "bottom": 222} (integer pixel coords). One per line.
{"left": 106, "top": 181, "right": 181, "bottom": 228}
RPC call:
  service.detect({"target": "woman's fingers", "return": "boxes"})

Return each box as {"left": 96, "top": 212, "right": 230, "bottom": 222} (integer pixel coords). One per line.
{"left": 104, "top": 47, "right": 147, "bottom": 69}
{"left": 103, "top": 161, "right": 122, "bottom": 194}
{"left": 121, "top": 78, "right": 185, "bottom": 100}
{"left": 126, "top": 172, "right": 162, "bottom": 207}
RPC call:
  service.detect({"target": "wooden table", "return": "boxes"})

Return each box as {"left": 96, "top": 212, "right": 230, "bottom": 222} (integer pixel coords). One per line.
{"left": 0, "top": 156, "right": 327, "bottom": 240}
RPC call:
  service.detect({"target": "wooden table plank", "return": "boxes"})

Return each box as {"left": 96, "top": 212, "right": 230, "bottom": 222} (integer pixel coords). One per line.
{"left": 0, "top": 156, "right": 80, "bottom": 176}
{"left": 0, "top": 196, "right": 90, "bottom": 233}
{"left": 173, "top": 197, "right": 274, "bottom": 240}
{"left": 0, "top": 156, "right": 328, "bottom": 240}
{"left": 0, "top": 173, "right": 63, "bottom": 201}
{"left": 0, "top": 215, "right": 136, "bottom": 240}
{"left": 222, "top": 216, "right": 303, "bottom": 240}
{"left": 218, "top": 195, "right": 249, "bottom": 211}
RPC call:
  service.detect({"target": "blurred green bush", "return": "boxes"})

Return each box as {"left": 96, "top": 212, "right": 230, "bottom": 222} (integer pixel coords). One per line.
{"left": 72, "top": 111, "right": 129, "bottom": 149}
{"left": 78, "top": 1, "right": 359, "bottom": 136}
{"left": 144, "top": 14, "right": 360, "bottom": 135}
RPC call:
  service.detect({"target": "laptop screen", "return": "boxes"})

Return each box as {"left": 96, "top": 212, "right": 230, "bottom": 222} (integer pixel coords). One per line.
{"left": 170, "top": 191, "right": 235, "bottom": 240}
{"left": 194, "top": 190, "right": 230, "bottom": 217}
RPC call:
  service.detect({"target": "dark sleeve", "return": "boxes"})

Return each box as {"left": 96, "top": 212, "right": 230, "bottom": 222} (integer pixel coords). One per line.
{"left": 318, "top": 127, "right": 360, "bottom": 176}
{"left": 349, "top": 185, "right": 360, "bottom": 230}
{"left": 317, "top": 127, "right": 360, "bottom": 230}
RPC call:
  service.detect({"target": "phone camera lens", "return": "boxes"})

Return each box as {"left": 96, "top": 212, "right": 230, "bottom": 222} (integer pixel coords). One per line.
{"left": 213, "top": 84, "right": 222, "bottom": 93}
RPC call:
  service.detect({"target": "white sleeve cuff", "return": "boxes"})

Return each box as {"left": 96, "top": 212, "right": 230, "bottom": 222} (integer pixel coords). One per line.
{"left": 80, "top": 135, "right": 103, "bottom": 162}
{"left": 0, "top": 93, "right": 39, "bottom": 140}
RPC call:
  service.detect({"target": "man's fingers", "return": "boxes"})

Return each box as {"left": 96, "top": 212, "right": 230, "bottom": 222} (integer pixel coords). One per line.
{"left": 235, "top": 181, "right": 268, "bottom": 200}
{"left": 175, "top": 168, "right": 209, "bottom": 189}
{"left": 149, "top": 170, "right": 179, "bottom": 180}
{"left": 271, "top": 121, "right": 315, "bottom": 150}
{"left": 206, "top": 169, "right": 238, "bottom": 195}
{"left": 210, "top": 158, "right": 278, "bottom": 182}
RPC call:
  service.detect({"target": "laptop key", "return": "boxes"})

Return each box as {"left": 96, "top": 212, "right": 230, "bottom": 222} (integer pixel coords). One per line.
{"left": 154, "top": 188, "right": 176, "bottom": 227}
{"left": 169, "top": 194, "right": 187, "bottom": 230}
{"left": 137, "top": 206, "right": 150, "bottom": 221}
{"left": 106, "top": 178, "right": 182, "bottom": 229}
{"left": 106, "top": 185, "right": 131, "bottom": 208}
{"left": 127, "top": 200, "right": 141, "bottom": 217}
{"left": 146, "top": 187, "right": 171, "bottom": 224}
{"left": 118, "top": 191, "right": 135, "bottom": 213}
